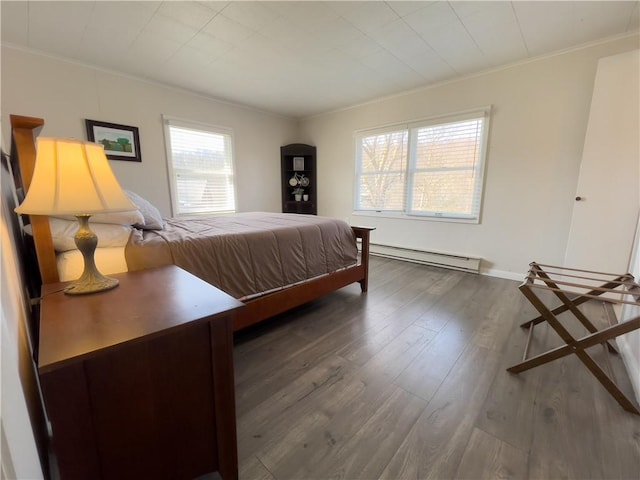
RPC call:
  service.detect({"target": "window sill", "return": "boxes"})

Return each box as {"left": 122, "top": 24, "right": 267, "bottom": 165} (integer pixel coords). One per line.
{"left": 351, "top": 211, "right": 480, "bottom": 225}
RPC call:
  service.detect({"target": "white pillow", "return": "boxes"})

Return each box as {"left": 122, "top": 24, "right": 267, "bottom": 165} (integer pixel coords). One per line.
{"left": 25, "top": 218, "right": 134, "bottom": 252}
{"left": 52, "top": 208, "right": 144, "bottom": 226}
{"left": 125, "top": 190, "right": 164, "bottom": 230}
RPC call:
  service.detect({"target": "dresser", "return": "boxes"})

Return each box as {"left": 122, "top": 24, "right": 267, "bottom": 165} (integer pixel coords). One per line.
{"left": 38, "top": 265, "right": 244, "bottom": 480}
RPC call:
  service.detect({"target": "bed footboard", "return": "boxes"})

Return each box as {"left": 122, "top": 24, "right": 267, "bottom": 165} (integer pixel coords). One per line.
{"left": 234, "top": 225, "right": 374, "bottom": 331}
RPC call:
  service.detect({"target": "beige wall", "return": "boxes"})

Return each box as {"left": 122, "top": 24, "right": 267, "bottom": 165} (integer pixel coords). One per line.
{"left": 299, "top": 34, "right": 640, "bottom": 278}
{"left": 1, "top": 46, "right": 299, "bottom": 216}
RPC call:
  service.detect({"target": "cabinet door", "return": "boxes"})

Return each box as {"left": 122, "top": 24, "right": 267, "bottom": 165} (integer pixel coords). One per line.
{"left": 85, "top": 323, "right": 217, "bottom": 480}
{"left": 43, "top": 322, "right": 218, "bottom": 480}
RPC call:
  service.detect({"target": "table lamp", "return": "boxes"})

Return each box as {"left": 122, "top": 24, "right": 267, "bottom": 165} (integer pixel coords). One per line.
{"left": 15, "top": 137, "right": 136, "bottom": 295}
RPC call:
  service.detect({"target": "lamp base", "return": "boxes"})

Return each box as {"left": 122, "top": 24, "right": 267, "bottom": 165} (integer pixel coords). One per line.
{"left": 64, "top": 273, "right": 119, "bottom": 295}
{"left": 64, "top": 215, "right": 120, "bottom": 295}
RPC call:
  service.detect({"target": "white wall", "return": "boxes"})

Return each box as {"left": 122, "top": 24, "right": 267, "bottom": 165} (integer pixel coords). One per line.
{"left": 299, "top": 34, "right": 640, "bottom": 278}
{"left": 1, "top": 46, "right": 299, "bottom": 217}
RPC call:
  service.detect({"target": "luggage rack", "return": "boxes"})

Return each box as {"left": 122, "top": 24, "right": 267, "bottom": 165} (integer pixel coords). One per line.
{"left": 507, "top": 262, "right": 640, "bottom": 414}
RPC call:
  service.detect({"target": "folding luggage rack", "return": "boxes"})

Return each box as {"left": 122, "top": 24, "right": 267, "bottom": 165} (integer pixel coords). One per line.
{"left": 508, "top": 262, "right": 640, "bottom": 414}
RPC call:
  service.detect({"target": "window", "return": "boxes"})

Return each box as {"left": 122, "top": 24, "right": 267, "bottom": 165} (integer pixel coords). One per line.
{"left": 163, "top": 117, "right": 236, "bottom": 216}
{"left": 354, "top": 108, "right": 490, "bottom": 222}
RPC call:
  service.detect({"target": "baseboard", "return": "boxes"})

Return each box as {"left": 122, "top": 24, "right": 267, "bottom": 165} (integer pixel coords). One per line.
{"left": 617, "top": 335, "right": 640, "bottom": 406}
{"left": 479, "top": 268, "right": 523, "bottom": 282}
{"left": 366, "top": 245, "right": 523, "bottom": 281}
{"left": 369, "top": 243, "right": 481, "bottom": 274}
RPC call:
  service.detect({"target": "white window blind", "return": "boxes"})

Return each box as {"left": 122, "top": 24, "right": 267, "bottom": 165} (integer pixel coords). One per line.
{"left": 164, "top": 118, "right": 236, "bottom": 216}
{"left": 354, "top": 108, "right": 490, "bottom": 222}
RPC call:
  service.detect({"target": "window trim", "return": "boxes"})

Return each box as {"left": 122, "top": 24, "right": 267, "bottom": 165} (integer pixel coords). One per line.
{"left": 162, "top": 115, "right": 237, "bottom": 217}
{"left": 353, "top": 107, "right": 491, "bottom": 224}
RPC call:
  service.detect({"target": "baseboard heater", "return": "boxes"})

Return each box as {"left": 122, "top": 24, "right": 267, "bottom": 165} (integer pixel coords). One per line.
{"left": 368, "top": 243, "right": 481, "bottom": 274}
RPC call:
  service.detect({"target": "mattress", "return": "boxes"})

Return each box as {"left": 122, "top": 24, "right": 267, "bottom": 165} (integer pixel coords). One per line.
{"left": 125, "top": 212, "right": 358, "bottom": 300}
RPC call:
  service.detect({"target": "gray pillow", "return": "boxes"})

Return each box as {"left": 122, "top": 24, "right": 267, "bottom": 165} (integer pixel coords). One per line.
{"left": 125, "top": 190, "right": 164, "bottom": 230}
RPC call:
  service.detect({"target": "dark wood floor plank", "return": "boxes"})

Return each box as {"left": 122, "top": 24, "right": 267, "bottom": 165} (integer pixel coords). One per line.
{"left": 336, "top": 269, "right": 464, "bottom": 369}
{"left": 470, "top": 279, "right": 527, "bottom": 352}
{"left": 236, "top": 270, "right": 443, "bottom": 417}
{"left": 241, "top": 322, "right": 434, "bottom": 474}
{"left": 528, "top": 354, "right": 596, "bottom": 479}
{"left": 234, "top": 259, "right": 640, "bottom": 480}
{"left": 475, "top": 334, "right": 544, "bottom": 452}
{"left": 256, "top": 383, "right": 399, "bottom": 479}
{"left": 233, "top": 308, "right": 389, "bottom": 417}
{"left": 355, "top": 324, "right": 438, "bottom": 385}
{"left": 247, "top": 322, "right": 436, "bottom": 476}
{"left": 334, "top": 301, "right": 437, "bottom": 367}
{"left": 234, "top": 299, "right": 376, "bottom": 416}
{"left": 474, "top": 292, "right": 547, "bottom": 452}
{"left": 290, "top": 303, "right": 387, "bottom": 345}
{"left": 422, "top": 268, "right": 466, "bottom": 296}
{"left": 238, "top": 456, "right": 275, "bottom": 480}
{"left": 328, "top": 270, "right": 449, "bottom": 365}
{"left": 393, "top": 321, "right": 470, "bottom": 402}
{"left": 412, "top": 272, "right": 492, "bottom": 332}
{"left": 380, "top": 345, "right": 502, "bottom": 480}
{"left": 234, "top": 327, "right": 314, "bottom": 385}
{"left": 454, "top": 427, "right": 529, "bottom": 480}
{"left": 529, "top": 331, "right": 639, "bottom": 479}
{"left": 394, "top": 273, "right": 507, "bottom": 402}
{"left": 302, "top": 386, "right": 427, "bottom": 480}
{"left": 237, "top": 354, "right": 357, "bottom": 462}
{"left": 366, "top": 256, "right": 421, "bottom": 291}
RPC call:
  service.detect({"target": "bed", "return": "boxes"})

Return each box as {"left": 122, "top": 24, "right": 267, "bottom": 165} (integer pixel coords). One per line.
{"left": 10, "top": 114, "right": 373, "bottom": 331}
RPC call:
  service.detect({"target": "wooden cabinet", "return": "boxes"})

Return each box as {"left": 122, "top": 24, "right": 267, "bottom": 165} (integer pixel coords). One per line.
{"left": 281, "top": 143, "right": 317, "bottom": 215}
{"left": 38, "top": 265, "right": 244, "bottom": 480}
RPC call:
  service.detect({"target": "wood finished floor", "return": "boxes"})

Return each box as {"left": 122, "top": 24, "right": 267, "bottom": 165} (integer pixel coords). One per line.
{"left": 233, "top": 256, "right": 640, "bottom": 480}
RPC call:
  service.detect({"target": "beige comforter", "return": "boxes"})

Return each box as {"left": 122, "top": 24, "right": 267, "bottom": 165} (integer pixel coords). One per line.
{"left": 125, "top": 212, "right": 358, "bottom": 299}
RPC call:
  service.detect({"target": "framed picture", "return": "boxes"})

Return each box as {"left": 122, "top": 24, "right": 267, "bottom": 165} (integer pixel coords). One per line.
{"left": 85, "top": 119, "right": 141, "bottom": 162}
{"left": 293, "top": 156, "right": 304, "bottom": 171}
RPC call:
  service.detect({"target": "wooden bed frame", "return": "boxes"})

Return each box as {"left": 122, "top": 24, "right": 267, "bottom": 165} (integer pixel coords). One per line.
{"left": 10, "top": 114, "right": 373, "bottom": 332}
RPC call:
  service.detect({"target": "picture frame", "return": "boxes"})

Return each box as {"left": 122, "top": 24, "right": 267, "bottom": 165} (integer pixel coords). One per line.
{"left": 293, "top": 156, "right": 304, "bottom": 171}
{"left": 85, "top": 119, "right": 141, "bottom": 162}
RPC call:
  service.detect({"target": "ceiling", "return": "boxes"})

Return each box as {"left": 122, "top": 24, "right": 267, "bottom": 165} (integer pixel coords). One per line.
{"left": 2, "top": 1, "right": 639, "bottom": 118}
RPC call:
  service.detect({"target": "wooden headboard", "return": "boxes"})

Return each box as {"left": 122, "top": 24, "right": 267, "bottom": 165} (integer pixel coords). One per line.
{"left": 10, "top": 114, "right": 60, "bottom": 285}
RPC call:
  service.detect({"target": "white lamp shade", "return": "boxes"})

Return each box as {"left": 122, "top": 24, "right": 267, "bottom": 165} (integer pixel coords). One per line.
{"left": 15, "top": 137, "right": 135, "bottom": 215}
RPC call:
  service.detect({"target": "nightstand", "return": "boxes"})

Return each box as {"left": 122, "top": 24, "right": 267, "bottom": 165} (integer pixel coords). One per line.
{"left": 38, "top": 265, "right": 244, "bottom": 480}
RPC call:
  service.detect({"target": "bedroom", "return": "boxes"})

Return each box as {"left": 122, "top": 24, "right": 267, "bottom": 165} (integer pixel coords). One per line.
{"left": 2, "top": 1, "right": 639, "bottom": 479}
